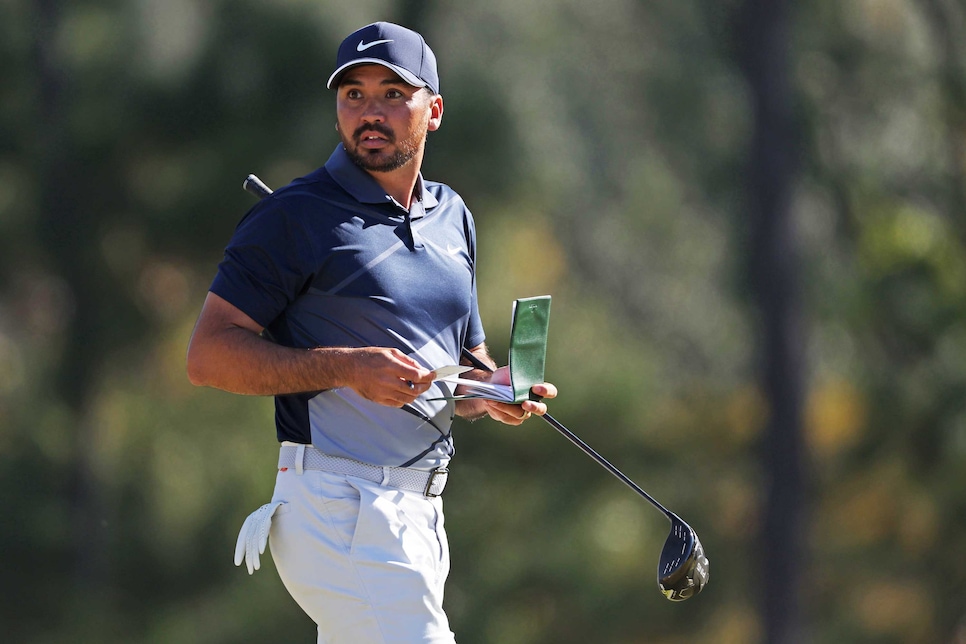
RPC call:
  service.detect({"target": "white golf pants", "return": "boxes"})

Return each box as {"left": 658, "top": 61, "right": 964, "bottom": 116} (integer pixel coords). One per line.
{"left": 268, "top": 465, "right": 456, "bottom": 643}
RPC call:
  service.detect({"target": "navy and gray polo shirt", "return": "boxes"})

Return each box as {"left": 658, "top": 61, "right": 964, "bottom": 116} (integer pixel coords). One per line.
{"left": 210, "top": 144, "right": 485, "bottom": 470}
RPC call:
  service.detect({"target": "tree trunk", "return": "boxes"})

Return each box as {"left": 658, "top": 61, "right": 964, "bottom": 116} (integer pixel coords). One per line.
{"left": 738, "top": 0, "right": 807, "bottom": 641}
{"left": 34, "top": 0, "right": 110, "bottom": 601}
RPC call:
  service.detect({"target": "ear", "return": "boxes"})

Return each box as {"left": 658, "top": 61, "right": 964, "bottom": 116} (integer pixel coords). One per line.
{"left": 427, "top": 94, "right": 444, "bottom": 132}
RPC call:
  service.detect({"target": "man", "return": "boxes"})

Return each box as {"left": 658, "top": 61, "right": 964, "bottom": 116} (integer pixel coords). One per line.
{"left": 185, "top": 21, "right": 556, "bottom": 643}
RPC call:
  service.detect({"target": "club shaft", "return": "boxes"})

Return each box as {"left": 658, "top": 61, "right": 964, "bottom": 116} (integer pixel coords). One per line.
{"left": 242, "top": 180, "right": 674, "bottom": 520}
{"left": 458, "top": 348, "right": 672, "bottom": 518}
{"left": 539, "top": 413, "right": 671, "bottom": 517}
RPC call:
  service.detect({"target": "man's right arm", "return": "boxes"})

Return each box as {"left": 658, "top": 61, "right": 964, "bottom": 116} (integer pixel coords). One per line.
{"left": 185, "top": 292, "right": 433, "bottom": 406}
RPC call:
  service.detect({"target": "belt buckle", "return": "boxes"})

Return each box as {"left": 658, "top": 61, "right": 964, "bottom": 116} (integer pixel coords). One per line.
{"left": 424, "top": 467, "right": 449, "bottom": 497}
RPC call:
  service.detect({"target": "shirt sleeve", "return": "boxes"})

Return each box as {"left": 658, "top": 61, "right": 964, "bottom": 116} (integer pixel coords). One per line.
{"left": 463, "top": 207, "right": 486, "bottom": 350}
{"left": 209, "top": 199, "right": 315, "bottom": 329}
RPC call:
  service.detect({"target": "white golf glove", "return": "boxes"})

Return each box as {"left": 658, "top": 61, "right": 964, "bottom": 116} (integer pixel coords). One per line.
{"left": 233, "top": 501, "right": 285, "bottom": 575}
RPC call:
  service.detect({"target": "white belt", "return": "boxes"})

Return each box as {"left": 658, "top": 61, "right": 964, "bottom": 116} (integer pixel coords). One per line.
{"left": 278, "top": 444, "right": 449, "bottom": 497}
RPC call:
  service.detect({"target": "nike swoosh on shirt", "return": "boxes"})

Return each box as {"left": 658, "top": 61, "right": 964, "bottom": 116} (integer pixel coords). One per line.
{"left": 357, "top": 39, "right": 394, "bottom": 51}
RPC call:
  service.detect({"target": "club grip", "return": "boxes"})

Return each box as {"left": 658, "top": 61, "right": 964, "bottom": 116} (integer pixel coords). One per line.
{"left": 243, "top": 174, "right": 273, "bottom": 199}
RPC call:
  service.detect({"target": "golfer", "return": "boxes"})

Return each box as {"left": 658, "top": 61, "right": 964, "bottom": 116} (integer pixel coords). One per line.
{"left": 186, "top": 21, "right": 556, "bottom": 643}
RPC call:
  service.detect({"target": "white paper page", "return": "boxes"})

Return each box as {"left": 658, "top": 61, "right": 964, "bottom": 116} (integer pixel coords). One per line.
{"left": 438, "top": 377, "right": 515, "bottom": 402}
{"left": 433, "top": 365, "right": 473, "bottom": 380}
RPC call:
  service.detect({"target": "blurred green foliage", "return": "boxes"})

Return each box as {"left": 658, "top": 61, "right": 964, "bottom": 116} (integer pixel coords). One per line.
{"left": 2, "top": 0, "right": 965, "bottom": 642}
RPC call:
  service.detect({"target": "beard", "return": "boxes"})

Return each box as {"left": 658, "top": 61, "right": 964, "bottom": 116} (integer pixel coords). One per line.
{"left": 340, "top": 122, "right": 423, "bottom": 173}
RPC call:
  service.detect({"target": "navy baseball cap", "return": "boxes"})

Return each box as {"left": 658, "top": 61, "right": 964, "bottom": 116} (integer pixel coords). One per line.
{"left": 327, "top": 22, "right": 440, "bottom": 94}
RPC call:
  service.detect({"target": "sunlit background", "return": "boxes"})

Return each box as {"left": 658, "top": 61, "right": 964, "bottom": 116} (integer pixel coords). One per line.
{"left": 2, "top": 0, "right": 965, "bottom": 642}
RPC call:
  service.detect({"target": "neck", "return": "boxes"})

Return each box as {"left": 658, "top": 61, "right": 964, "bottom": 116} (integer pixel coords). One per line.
{"left": 368, "top": 164, "right": 420, "bottom": 210}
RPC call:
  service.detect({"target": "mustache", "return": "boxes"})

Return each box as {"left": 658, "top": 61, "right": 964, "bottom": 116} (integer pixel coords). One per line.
{"left": 353, "top": 123, "right": 394, "bottom": 141}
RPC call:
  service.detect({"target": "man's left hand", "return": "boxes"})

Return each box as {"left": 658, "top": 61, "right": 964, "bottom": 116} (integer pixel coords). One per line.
{"left": 483, "top": 366, "right": 557, "bottom": 426}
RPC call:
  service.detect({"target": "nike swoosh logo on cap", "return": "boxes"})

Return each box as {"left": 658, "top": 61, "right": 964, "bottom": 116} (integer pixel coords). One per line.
{"left": 357, "top": 39, "right": 394, "bottom": 51}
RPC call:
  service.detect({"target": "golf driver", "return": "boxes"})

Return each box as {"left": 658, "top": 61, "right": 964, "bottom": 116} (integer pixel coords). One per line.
{"left": 241, "top": 173, "right": 709, "bottom": 601}
{"left": 457, "top": 348, "right": 709, "bottom": 601}
{"left": 542, "top": 412, "right": 709, "bottom": 600}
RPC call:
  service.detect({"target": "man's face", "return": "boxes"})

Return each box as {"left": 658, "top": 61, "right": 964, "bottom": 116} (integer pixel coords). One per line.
{"left": 335, "top": 65, "right": 442, "bottom": 173}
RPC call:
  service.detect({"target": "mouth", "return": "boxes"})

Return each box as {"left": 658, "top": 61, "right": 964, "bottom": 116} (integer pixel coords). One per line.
{"left": 355, "top": 128, "right": 393, "bottom": 149}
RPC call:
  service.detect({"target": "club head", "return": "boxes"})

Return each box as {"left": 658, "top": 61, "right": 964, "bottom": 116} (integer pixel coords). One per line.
{"left": 657, "top": 513, "right": 710, "bottom": 601}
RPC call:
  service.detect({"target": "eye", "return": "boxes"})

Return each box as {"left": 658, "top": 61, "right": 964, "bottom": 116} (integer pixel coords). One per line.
{"left": 345, "top": 88, "right": 362, "bottom": 100}
{"left": 386, "top": 89, "right": 404, "bottom": 99}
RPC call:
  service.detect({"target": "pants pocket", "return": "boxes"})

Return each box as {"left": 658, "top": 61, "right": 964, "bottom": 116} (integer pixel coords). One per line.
{"left": 317, "top": 474, "right": 362, "bottom": 554}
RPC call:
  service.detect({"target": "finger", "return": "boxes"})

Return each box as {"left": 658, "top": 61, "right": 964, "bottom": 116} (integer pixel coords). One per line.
{"left": 247, "top": 506, "right": 268, "bottom": 574}
{"left": 486, "top": 401, "right": 530, "bottom": 425}
{"left": 403, "top": 368, "right": 435, "bottom": 385}
{"left": 390, "top": 352, "right": 435, "bottom": 384}
{"left": 530, "top": 382, "right": 557, "bottom": 399}
{"left": 372, "top": 393, "right": 409, "bottom": 408}
{"left": 489, "top": 365, "right": 512, "bottom": 386}
{"left": 257, "top": 514, "right": 271, "bottom": 555}
{"left": 258, "top": 501, "right": 282, "bottom": 555}
{"left": 391, "top": 349, "right": 427, "bottom": 369}
{"left": 394, "top": 377, "right": 432, "bottom": 401}
{"left": 246, "top": 518, "right": 260, "bottom": 573}
{"left": 249, "top": 531, "right": 261, "bottom": 572}
{"left": 522, "top": 399, "right": 547, "bottom": 416}
{"left": 387, "top": 373, "right": 432, "bottom": 401}
{"left": 234, "top": 515, "right": 254, "bottom": 566}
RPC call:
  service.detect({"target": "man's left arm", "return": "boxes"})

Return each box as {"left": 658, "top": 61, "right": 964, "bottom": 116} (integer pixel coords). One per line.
{"left": 453, "top": 343, "right": 557, "bottom": 425}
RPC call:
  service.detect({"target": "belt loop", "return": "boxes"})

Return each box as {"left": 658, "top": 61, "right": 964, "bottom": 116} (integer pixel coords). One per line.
{"left": 295, "top": 444, "right": 305, "bottom": 476}
{"left": 380, "top": 466, "right": 390, "bottom": 486}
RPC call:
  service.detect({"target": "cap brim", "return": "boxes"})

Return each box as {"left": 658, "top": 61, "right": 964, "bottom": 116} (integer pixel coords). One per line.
{"left": 326, "top": 59, "right": 429, "bottom": 91}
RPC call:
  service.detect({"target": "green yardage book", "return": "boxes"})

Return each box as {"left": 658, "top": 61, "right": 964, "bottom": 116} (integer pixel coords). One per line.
{"left": 434, "top": 295, "right": 551, "bottom": 402}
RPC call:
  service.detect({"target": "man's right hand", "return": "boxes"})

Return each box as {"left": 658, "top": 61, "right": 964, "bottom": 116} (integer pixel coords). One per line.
{"left": 342, "top": 347, "right": 434, "bottom": 407}
{"left": 187, "top": 292, "right": 433, "bottom": 406}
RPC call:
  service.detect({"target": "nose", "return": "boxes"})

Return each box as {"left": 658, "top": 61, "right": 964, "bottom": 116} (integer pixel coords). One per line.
{"left": 360, "top": 97, "right": 386, "bottom": 123}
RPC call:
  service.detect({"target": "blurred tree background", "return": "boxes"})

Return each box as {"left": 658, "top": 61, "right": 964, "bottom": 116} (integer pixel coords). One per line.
{"left": 2, "top": 0, "right": 965, "bottom": 642}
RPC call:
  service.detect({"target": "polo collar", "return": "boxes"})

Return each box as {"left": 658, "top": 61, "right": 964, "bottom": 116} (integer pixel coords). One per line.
{"left": 324, "top": 144, "right": 439, "bottom": 212}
